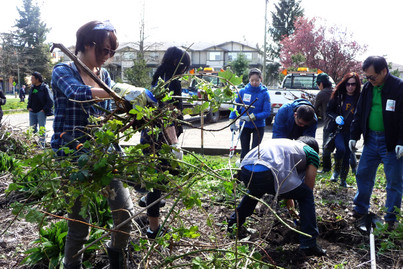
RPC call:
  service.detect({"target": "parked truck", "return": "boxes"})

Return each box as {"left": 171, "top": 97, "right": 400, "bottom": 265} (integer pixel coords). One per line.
{"left": 266, "top": 67, "right": 335, "bottom": 124}
{"left": 182, "top": 67, "right": 233, "bottom": 123}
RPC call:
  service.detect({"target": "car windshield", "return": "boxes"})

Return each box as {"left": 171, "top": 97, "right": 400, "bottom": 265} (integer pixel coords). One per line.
{"left": 284, "top": 75, "right": 318, "bottom": 90}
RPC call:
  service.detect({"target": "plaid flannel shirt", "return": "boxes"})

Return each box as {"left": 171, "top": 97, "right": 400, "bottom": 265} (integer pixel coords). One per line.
{"left": 51, "top": 62, "right": 111, "bottom": 153}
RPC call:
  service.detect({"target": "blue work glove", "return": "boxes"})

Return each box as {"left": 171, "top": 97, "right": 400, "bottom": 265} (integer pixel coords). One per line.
{"left": 335, "top": 116, "right": 344, "bottom": 125}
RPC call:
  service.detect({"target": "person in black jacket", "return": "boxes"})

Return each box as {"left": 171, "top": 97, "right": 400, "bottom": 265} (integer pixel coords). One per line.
{"left": 350, "top": 56, "right": 403, "bottom": 228}
{"left": 315, "top": 73, "right": 334, "bottom": 173}
{"left": 140, "top": 46, "right": 190, "bottom": 239}
{"left": 27, "top": 72, "right": 53, "bottom": 147}
{"left": 326, "top": 72, "right": 361, "bottom": 187}
{"left": 0, "top": 88, "right": 6, "bottom": 125}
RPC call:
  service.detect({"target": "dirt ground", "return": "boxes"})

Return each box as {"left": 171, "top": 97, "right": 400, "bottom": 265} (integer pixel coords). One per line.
{"left": 0, "top": 169, "right": 402, "bottom": 268}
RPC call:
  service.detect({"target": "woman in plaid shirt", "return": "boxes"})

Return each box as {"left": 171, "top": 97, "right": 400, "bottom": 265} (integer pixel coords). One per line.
{"left": 51, "top": 21, "right": 134, "bottom": 268}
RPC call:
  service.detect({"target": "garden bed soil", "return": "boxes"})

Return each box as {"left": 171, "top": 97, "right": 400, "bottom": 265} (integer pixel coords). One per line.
{"left": 1, "top": 171, "right": 402, "bottom": 268}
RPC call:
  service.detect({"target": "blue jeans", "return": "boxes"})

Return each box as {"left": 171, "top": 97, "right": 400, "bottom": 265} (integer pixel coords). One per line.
{"left": 229, "top": 168, "right": 319, "bottom": 248}
{"left": 29, "top": 111, "right": 46, "bottom": 133}
{"left": 240, "top": 126, "right": 265, "bottom": 159}
{"left": 353, "top": 131, "right": 403, "bottom": 222}
{"left": 334, "top": 132, "right": 351, "bottom": 171}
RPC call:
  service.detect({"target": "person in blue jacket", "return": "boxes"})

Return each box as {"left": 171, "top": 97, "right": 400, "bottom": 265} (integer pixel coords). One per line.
{"left": 229, "top": 68, "right": 271, "bottom": 159}
{"left": 272, "top": 99, "right": 317, "bottom": 139}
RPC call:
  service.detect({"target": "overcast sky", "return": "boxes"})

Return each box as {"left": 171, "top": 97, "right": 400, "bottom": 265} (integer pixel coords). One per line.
{"left": 1, "top": 0, "right": 403, "bottom": 64}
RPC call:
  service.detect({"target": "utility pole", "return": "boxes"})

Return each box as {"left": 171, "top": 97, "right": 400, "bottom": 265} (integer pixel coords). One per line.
{"left": 262, "top": 0, "right": 268, "bottom": 84}
{"left": 17, "top": 50, "right": 20, "bottom": 98}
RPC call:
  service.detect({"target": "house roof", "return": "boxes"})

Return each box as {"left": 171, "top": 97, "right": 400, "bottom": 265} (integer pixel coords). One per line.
{"left": 390, "top": 62, "right": 403, "bottom": 71}
{"left": 204, "top": 41, "right": 258, "bottom": 51}
{"left": 116, "top": 40, "right": 259, "bottom": 52}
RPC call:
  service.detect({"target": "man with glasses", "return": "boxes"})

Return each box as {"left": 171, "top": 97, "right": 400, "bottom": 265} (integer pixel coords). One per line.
{"left": 349, "top": 56, "right": 403, "bottom": 230}
{"left": 273, "top": 99, "right": 318, "bottom": 139}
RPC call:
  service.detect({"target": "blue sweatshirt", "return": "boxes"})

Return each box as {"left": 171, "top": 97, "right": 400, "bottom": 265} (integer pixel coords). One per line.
{"left": 229, "top": 83, "right": 271, "bottom": 128}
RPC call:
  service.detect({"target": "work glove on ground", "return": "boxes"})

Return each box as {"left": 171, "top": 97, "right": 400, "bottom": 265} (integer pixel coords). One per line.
{"left": 239, "top": 113, "right": 255, "bottom": 122}
{"left": 112, "top": 83, "right": 158, "bottom": 107}
{"left": 335, "top": 115, "right": 344, "bottom": 125}
{"left": 230, "top": 122, "right": 239, "bottom": 132}
{"left": 396, "top": 145, "right": 403, "bottom": 159}
{"left": 349, "top": 140, "right": 357, "bottom": 152}
{"left": 171, "top": 143, "right": 183, "bottom": 160}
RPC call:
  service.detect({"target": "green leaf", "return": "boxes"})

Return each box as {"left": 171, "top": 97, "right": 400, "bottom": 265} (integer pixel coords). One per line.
{"left": 26, "top": 208, "right": 45, "bottom": 223}
{"left": 77, "top": 154, "right": 89, "bottom": 168}
{"left": 201, "top": 102, "right": 210, "bottom": 111}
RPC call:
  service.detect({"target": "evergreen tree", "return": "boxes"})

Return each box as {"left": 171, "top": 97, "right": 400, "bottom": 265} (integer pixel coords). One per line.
{"left": 269, "top": 0, "right": 304, "bottom": 58}
{"left": 230, "top": 54, "right": 250, "bottom": 85}
{"left": 0, "top": 33, "right": 17, "bottom": 90}
{"left": 124, "top": 56, "right": 152, "bottom": 88}
{"left": 14, "top": 0, "right": 51, "bottom": 81}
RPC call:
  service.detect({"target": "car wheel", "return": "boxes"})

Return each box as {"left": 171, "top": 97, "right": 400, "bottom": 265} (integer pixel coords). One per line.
{"left": 205, "top": 110, "right": 220, "bottom": 123}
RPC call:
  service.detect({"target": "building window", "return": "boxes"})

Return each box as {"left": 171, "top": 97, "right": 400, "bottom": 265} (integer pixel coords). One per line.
{"left": 228, "top": 52, "right": 252, "bottom": 61}
{"left": 123, "top": 52, "right": 135, "bottom": 60}
{"left": 208, "top": 52, "right": 221, "bottom": 61}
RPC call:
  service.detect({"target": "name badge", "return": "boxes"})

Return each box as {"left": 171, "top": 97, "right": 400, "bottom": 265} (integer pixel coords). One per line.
{"left": 243, "top": 93, "right": 251, "bottom": 103}
{"left": 386, "top": 99, "right": 396, "bottom": 111}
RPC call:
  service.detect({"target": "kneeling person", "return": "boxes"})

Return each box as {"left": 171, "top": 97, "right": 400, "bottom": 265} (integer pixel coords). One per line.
{"left": 227, "top": 136, "right": 326, "bottom": 256}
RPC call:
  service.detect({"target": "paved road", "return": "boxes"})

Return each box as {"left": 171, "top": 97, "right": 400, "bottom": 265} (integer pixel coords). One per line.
{"left": 3, "top": 111, "right": 363, "bottom": 156}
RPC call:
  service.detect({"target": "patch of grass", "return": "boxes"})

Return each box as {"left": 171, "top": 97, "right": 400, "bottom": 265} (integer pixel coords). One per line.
{"left": 3, "top": 98, "right": 28, "bottom": 113}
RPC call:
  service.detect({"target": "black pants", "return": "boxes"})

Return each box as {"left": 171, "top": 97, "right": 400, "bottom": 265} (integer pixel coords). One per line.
{"left": 240, "top": 126, "right": 265, "bottom": 159}
{"left": 229, "top": 168, "right": 319, "bottom": 248}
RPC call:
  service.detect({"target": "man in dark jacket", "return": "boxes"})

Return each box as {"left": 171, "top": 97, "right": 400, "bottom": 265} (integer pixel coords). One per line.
{"left": 27, "top": 72, "right": 53, "bottom": 147}
{"left": 272, "top": 99, "right": 317, "bottom": 139}
{"left": 0, "top": 89, "right": 6, "bottom": 125}
{"left": 314, "top": 73, "right": 333, "bottom": 122}
{"left": 315, "top": 73, "right": 334, "bottom": 172}
{"left": 349, "top": 56, "right": 403, "bottom": 228}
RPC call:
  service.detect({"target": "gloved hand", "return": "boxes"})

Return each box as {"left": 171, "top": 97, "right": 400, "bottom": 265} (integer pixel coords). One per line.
{"left": 240, "top": 113, "right": 255, "bottom": 122}
{"left": 396, "top": 145, "right": 403, "bottom": 159}
{"left": 335, "top": 116, "right": 344, "bottom": 125}
{"left": 171, "top": 143, "right": 183, "bottom": 160}
{"left": 349, "top": 140, "right": 357, "bottom": 152}
{"left": 230, "top": 122, "right": 238, "bottom": 132}
{"left": 112, "top": 83, "right": 157, "bottom": 107}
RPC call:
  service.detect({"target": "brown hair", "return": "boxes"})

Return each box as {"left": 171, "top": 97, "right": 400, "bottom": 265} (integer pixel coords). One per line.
{"left": 331, "top": 72, "right": 361, "bottom": 100}
{"left": 75, "top": 21, "right": 118, "bottom": 63}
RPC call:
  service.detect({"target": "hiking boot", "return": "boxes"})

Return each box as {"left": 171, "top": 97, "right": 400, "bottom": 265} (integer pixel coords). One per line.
{"left": 386, "top": 221, "right": 396, "bottom": 231}
{"left": 138, "top": 195, "right": 166, "bottom": 208}
{"left": 352, "top": 209, "right": 365, "bottom": 219}
{"left": 339, "top": 179, "right": 351, "bottom": 188}
{"left": 301, "top": 245, "right": 327, "bottom": 256}
{"left": 146, "top": 225, "right": 170, "bottom": 239}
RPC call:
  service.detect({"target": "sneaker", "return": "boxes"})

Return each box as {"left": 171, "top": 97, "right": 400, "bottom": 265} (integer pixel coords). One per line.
{"left": 339, "top": 180, "right": 351, "bottom": 188}
{"left": 301, "top": 245, "right": 327, "bottom": 256}
{"left": 138, "top": 195, "right": 166, "bottom": 208}
{"left": 146, "top": 225, "right": 169, "bottom": 239}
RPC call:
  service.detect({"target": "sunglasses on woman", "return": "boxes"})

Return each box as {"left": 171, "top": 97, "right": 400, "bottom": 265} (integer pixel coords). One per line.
{"left": 102, "top": 48, "right": 115, "bottom": 57}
